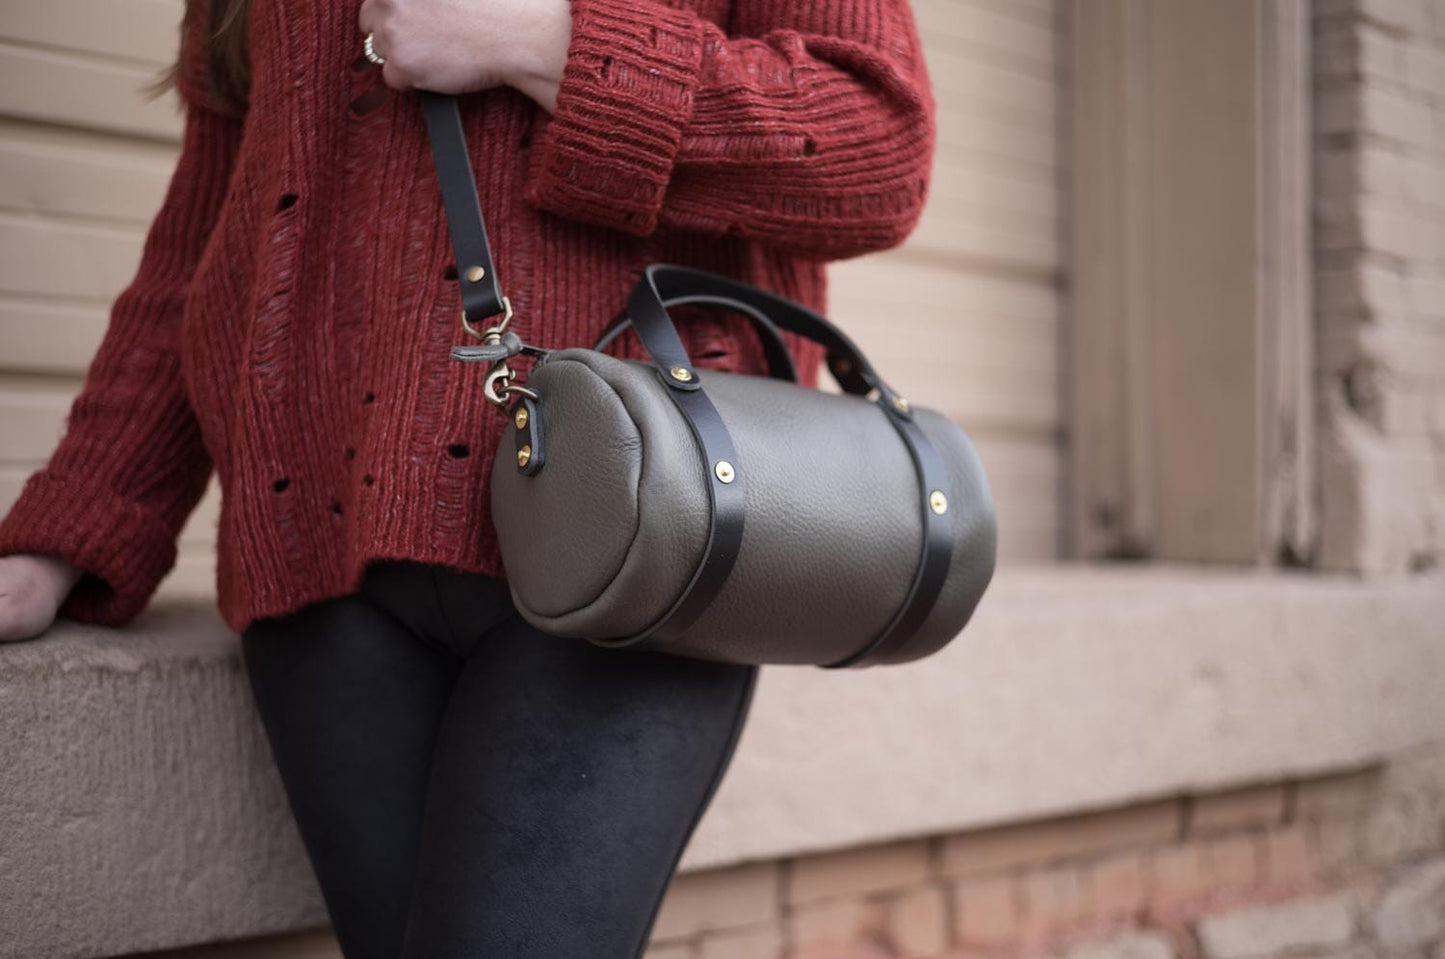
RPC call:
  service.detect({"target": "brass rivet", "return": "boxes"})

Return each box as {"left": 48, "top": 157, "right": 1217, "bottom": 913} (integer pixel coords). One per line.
{"left": 929, "top": 490, "right": 948, "bottom": 514}
{"left": 514, "top": 407, "right": 529, "bottom": 430}
{"left": 893, "top": 395, "right": 910, "bottom": 413}
{"left": 465, "top": 264, "right": 486, "bottom": 283}
{"left": 714, "top": 460, "right": 735, "bottom": 483}
{"left": 670, "top": 366, "right": 694, "bottom": 382}
{"left": 517, "top": 445, "right": 532, "bottom": 467}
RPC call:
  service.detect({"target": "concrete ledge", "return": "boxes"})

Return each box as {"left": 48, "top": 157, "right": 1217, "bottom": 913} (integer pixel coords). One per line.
{"left": 2, "top": 563, "right": 1442, "bottom": 957}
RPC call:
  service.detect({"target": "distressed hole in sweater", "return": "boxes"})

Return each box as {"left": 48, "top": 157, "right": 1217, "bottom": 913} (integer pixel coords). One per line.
{"left": 363, "top": 391, "right": 375, "bottom": 404}
{"left": 803, "top": 137, "right": 816, "bottom": 156}
{"left": 275, "top": 192, "right": 298, "bottom": 213}
{"left": 442, "top": 262, "right": 457, "bottom": 280}
{"left": 272, "top": 478, "right": 290, "bottom": 493}
{"left": 330, "top": 501, "right": 343, "bottom": 516}
{"left": 363, "top": 474, "right": 375, "bottom": 487}
{"left": 348, "top": 84, "right": 388, "bottom": 118}
{"left": 600, "top": 55, "right": 613, "bottom": 79}
{"left": 447, "top": 443, "right": 470, "bottom": 458}
{"left": 344, "top": 446, "right": 356, "bottom": 460}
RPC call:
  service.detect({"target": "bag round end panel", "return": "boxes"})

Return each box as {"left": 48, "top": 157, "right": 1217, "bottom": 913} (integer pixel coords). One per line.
{"left": 489, "top": 348, "right": 998, "bottom": 668}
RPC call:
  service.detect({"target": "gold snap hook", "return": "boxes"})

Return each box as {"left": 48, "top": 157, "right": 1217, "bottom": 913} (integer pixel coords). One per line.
{"left": 484, "top": 361, "right": 514, "bottom": 409}
{"left": 461, "top": 294, "right": 514, "bottom": 341}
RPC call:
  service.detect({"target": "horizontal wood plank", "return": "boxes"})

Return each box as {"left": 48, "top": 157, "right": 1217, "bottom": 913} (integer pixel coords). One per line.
{"left": 2, "top": 0, "right": 182, "bottom": 66}
{"left": 0, "top": 118, "right": 177, "bottom": 223}
{"left": 0, "top": 212, "right": 147, "bottom": 301}
{"left": 0, "top": 42, "right": 184, "bottom": 139}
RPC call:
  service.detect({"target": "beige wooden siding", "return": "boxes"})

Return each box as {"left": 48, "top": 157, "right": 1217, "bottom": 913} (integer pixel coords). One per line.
{"left": 833, "top": 0, "right": 1067, "bottom": 562}
{"left": 0, "top": 0, "right": 225, "bottom": 583}
{"left": 0, "top": 0, "right": 1068, "bottom": 591}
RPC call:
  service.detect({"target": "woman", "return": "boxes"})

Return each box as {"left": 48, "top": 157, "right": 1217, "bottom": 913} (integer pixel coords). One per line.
{"left": 0, "top": 0, "right": 935, "bottom": 954}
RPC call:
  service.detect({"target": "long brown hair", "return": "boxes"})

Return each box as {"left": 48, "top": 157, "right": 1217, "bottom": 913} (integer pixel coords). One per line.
{"left": 143, "top": 0, "right": 252, "bottom": 118}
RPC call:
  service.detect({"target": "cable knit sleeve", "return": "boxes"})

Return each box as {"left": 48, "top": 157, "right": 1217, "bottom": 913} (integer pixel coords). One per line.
{"left": 0, "top": 9, "right": 244, "bottom": 627}
{"left": 519, "top": 0, "right": 936, "bottom": 261}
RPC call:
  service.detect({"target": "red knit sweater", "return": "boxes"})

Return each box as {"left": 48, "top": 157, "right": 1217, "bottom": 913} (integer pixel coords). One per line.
{"left": 0, "top": 0, "right": 936, "bottom": 635}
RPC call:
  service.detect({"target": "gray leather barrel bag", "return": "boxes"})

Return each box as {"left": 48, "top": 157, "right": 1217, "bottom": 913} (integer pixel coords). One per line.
{"left": 420, "top": 92, "right": 997, "bottom": 670}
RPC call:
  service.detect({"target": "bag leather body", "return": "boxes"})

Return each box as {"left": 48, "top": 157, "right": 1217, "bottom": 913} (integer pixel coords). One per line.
{"left": 490, "top": 347, "right": 997, "bottom": 666}
{"left": 419, "top": 90, "right": 998, "bottom": 670}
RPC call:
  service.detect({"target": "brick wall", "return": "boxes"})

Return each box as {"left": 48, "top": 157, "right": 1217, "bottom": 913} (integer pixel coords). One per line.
{"left": 1313, "top": 0, "right": 1445, "bottom": 573}
{"left": 643, "top": 741, "right": 1445, "bottom": 959}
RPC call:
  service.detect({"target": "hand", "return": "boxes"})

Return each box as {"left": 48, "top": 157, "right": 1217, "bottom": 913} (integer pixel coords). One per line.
{"left": 358, "top": 0, "right": 572, "bottom": 113}
{"left": 0, "top": 553, "right": 83, "bottom": 643}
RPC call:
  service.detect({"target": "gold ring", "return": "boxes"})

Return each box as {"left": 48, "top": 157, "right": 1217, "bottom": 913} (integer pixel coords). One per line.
{"left": 363, "top": 31, "right": 386, "bottom": 66}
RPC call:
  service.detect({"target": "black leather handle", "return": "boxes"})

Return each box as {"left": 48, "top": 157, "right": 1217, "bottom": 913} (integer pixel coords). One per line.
{"left": 592, "top": 295, "right": 799, "bottom": 383}
{"left": 628, "top": 263, "right": 891, "bottom": 397}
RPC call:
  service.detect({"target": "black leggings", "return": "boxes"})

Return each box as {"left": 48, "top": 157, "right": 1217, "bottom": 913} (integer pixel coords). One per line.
{"left": 240, "top": 558, "right": 759, "bottom": 959}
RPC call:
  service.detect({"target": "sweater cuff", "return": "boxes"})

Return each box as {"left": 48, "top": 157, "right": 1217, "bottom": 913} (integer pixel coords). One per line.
{"left": 0, "top": 471, "right": 181, "bottom": 628}
{"left": 521, "top": 0, "right": 704, "bottom": 236}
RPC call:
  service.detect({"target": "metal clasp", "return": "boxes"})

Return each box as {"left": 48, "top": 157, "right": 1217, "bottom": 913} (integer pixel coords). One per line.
{"left": 450, "top": 296, "right": 542, "bottom": 410}
{"left": 462, "top": 295, "right": 514, "bottom": 342}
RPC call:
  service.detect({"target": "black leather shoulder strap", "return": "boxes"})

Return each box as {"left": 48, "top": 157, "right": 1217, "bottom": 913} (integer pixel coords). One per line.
{"left": 420, "top": 91, "right": 506, "bottom": 324}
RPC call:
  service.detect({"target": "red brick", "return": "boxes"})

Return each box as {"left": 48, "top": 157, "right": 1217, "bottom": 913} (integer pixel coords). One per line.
{"left": 790, "top": 898, "right": 889, "bottom": 949}
{"left": 788, "top": 840, "right": 932, "bottom": 907}
{"left": 890, "top": 884, "right": 951, "bottom": 957}
{"left": 1148, "top": 844, "right": 1213, "bottom": 918}
{"left": 1021, "top": 865, "right": 1087, "bottom": 931}
{"left": 1293, "top": 767, "right": 1382, "bottom": 821}
{"left": 1188, "top": 785, "right": 1287, "bottom": 836}
{"left": 1262, "top": 826, "right": 1316, "bottom": 890}
{"left": 941, "top": 802, "right": 1182, "bottom": 879}
{"left": 953, "top": 875, "right": 1021, "bottom": 945}
{"left": 697, "top": 925, "right": 785, "bottom": 959}
{"left": 646, "top": 945, "right": 696, "bottom": 959}
{"left": 1307, "top": 816, "right": 1360, "bottom": 879}
{"left": 652, "top": 862, "right": 781, "bottom": 939}
{"left": 791, "top": 944, "right": 893, "bottom": 959}
{"left": 1089, "top": 852, "right": 1149, "bottom": 919}
{"left": 1206, "top": 835, "right": 1261, "bottom": 892}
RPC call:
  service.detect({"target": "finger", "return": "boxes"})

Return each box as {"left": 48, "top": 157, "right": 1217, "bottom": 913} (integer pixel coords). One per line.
{"left": 357, "top": 0, "right": 377, "bottom": 36}
{"left": 382, "top": 58, "right": 415, "bottom": 92}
